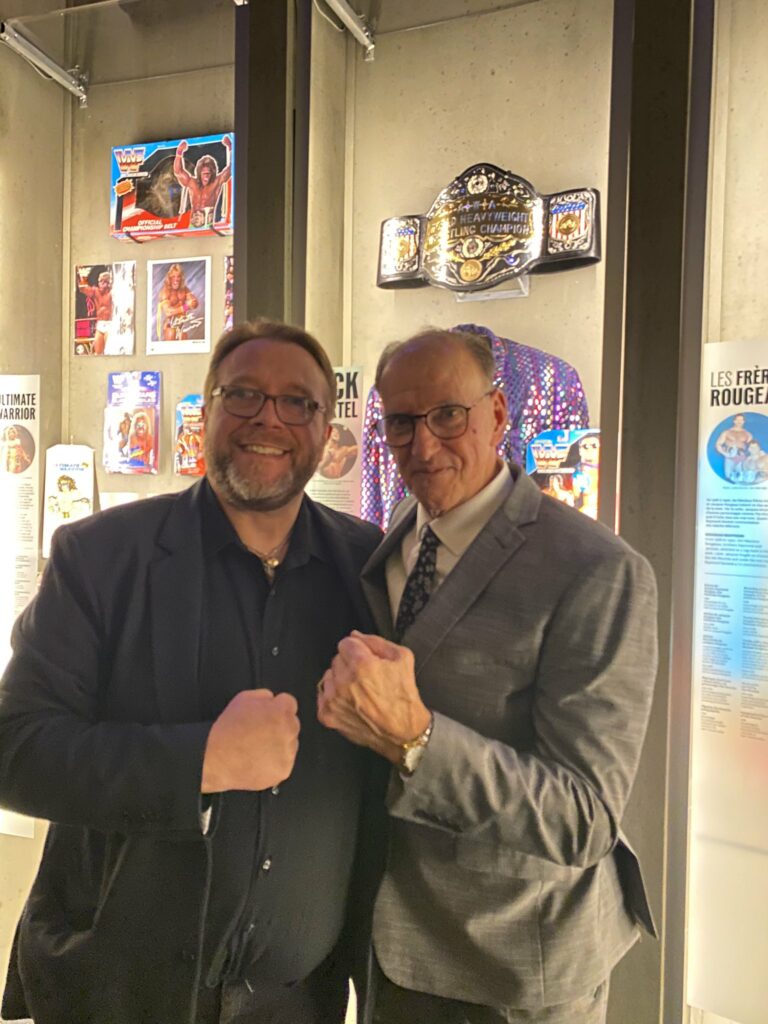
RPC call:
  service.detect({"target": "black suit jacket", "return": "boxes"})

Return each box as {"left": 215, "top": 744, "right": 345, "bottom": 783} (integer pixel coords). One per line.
{"left": 0, "top": 482, "right": 380, "bottom": 1024}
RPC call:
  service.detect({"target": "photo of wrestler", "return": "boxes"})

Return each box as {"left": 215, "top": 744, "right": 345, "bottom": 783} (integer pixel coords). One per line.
{"left": 0, "top": 424, "right": 35, "bottom": 474}
{"left": 708, "top": 411, "right": 768, "bottom": 484}
{"left": 174, "top": 134, "right": 232, "bottom": 229}
{"left": 147, "top": 257, "right": 210, "bottom": 355}
{"left": 317, "top": 423, "right": 358, "bottom": 480}
{"left": 74, "top": 262, "right": 136, "bottom": 356}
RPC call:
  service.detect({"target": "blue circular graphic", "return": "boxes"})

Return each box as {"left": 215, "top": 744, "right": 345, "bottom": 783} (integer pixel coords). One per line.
{"left": 707, "top": 411, "right": 768, "bottom": 484}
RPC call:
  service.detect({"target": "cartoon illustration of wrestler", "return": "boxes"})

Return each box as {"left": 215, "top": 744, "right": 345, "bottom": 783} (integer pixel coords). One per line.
{"left": 174, "top": 135, "right": 232, "bottom": 227}
{"left": 47, "top": 475, "right": 91, "bottom": 520}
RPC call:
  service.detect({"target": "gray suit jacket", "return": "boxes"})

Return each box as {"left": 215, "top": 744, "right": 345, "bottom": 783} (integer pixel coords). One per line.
{"left": 360, "top": 467, "right": 658, "bottom": 1011}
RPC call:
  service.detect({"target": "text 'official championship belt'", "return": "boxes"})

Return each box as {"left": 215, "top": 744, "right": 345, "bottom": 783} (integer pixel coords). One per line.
{"left": 377, "top": 163, "right": 600, "bottom": 292}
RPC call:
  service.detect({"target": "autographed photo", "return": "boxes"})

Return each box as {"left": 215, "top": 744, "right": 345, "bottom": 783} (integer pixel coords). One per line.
{"left": 147, "top": 257, "right": 211, "bottom": 355}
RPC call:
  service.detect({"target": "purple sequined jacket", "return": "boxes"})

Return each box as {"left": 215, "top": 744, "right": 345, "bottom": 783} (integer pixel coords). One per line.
{"left": 360, "top": 323, "right": 590, "bottom": 528}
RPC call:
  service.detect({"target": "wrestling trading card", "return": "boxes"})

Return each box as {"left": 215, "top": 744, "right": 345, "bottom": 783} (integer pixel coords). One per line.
{"left": 103, "top": 371, "right": 161, "bottom": 475}
{"left": 174, "top": 394, "right": 205, "bottom": 476}
{"left": 224, "top": 255, "right": 234, "bottom": 331}
{"left": 526, "top": 428, "right": 600, "bottom": 520}
{"left": 110, "top": 133, "right": 234, "bottom": 241}
{"left": 146, "top": 257, "right": 211, "bottom": 356}
{"left": 74, "top": 262, "right": 136, "bottom": 356}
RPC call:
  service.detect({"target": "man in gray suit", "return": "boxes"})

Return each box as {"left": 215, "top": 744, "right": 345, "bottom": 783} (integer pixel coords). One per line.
{"left": 318, "top": 328, "right": 658, "bottom": 1024}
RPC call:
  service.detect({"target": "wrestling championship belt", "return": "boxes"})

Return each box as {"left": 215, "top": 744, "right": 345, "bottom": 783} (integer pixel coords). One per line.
{"left": 377, "top": 162, "right": 600, "bottom": 292}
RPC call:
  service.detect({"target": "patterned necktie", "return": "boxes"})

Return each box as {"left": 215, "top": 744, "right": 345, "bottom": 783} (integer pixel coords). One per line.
{"left": 395, "top": 526, "right": 439, "bottom": 641}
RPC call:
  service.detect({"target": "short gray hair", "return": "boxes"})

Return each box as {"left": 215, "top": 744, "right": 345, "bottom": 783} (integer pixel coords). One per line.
{"left": 374, "top": 327, "right": 495, "bottom": 391}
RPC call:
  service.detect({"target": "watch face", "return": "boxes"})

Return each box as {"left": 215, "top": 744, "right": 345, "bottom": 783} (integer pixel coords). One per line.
{"left": 402, "top": 743, "right": 425, "bottom": 775}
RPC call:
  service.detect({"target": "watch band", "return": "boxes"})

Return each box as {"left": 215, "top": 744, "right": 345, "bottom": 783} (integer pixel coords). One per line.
{"left": 398, "top": 713, "right": 434, "bottom": 777}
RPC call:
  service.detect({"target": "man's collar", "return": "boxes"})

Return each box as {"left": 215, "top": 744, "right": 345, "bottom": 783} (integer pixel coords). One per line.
{"left": 415, "top": 461, "right": 513, "bottom": 557}
{"left": 200, "top": 480, "right": 326, "bottom": 566}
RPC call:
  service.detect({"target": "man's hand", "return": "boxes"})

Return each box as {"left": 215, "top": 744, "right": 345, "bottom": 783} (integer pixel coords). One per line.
{"left": 317, "top": 632, "right": 431, "bottom": 763}
{"left": 177, "top": 140, "right": 189, "bottom": 155}
{"left": 202, "top": 689, "right": 299, "bottom": 793}
{"left": 222, "top": 135, "right": 232, "bottom": 150}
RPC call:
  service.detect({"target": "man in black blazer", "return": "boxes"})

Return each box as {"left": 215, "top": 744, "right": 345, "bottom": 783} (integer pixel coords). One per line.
{"left": 0, "top": 320, "right": 380, "bottom": 1024}
{"left": 319, "top": 329, "right": 658, "bottom": 1024}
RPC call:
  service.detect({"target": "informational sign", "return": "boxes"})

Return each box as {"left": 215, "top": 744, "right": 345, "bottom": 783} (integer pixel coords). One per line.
{"left": 377, "top": 163, "right": 600, "bottom": 291}
{"left": 0, "top": 375, "right": 40, "bottom": 839}
{"left": 103, "top": 371, "right": 161, "bottom": 475}
{"left": 0, "top": 375, "right": 40, "bottom": 668}
{"left": 687, "top": 339, "right": 768, "bottom": 1024}
{"left": 307, "top": 367, "right": 363, "bottom": 516}
{"left": 42, "top": 445, "right": 95, "bottom": 558}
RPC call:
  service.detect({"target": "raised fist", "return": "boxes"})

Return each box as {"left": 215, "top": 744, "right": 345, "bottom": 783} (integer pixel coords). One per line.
{"left": 202, "top": 689, "right": 300, "bottom": 793}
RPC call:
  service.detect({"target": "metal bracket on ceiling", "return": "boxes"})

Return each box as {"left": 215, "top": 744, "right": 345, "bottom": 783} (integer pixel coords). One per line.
{"left": 0, "top": 20, "right": 88, "bottom": 106}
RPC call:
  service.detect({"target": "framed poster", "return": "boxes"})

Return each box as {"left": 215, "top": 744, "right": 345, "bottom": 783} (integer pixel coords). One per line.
{"left": 147, "top": 257, "right": 211, "bottom": 355}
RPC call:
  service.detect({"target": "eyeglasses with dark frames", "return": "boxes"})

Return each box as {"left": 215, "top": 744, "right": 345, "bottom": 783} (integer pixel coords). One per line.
{"left": 210, "top": 385, "right": 326, "bottom": 426}
{"left": 373, "top": 390, "right": 495, "bottom": 448}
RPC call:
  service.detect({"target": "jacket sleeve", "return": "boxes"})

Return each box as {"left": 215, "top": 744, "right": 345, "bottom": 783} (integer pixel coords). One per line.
{"left": 385, "top": 547, "right": 658, "bottom": 870}
{"left": 0, "top": 525, "right": 211, "bottom": 836}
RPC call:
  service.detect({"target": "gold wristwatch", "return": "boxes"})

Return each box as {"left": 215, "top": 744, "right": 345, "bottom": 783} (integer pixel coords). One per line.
{"left": 398, "top": 714, "right": 434, "bottom": 777}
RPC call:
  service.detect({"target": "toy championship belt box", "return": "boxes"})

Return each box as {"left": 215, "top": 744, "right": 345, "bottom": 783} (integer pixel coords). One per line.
{"left": 110, "top": 132, "right": 233, "bottom": 241}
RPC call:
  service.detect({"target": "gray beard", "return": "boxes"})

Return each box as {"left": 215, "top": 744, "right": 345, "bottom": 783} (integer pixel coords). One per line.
{"left": 204, "top": 443, "right": 317, "bottom": 512}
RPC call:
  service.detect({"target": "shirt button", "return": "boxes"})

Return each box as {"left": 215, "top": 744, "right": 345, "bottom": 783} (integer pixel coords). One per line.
{"left": 271, "top": 646, "right": 279, "bottom": 656}
{"left": 271, "top": 786, "right": 280, "bottom": 796}
{"left": 261, "top": 857, "right": 272, "bottom": 872}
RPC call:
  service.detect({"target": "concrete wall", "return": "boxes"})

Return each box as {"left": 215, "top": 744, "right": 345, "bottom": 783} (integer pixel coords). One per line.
{"left": 0, "top": 0, "right": 66, "bottom": 986}
{"left": 343, "top": 0, "right": 613, "bottom": 414}
{"left": 706, "top": 0, "right": 768, "bottom": 344}
{"left": 305, "top": 6, "right": 350, "bottom": 359}
{"left": 67, "top": 62, "right": 234, "bottom": 501}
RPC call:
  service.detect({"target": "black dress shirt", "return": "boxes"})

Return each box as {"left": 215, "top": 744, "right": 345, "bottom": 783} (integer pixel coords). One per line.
{"left": 197, "top": 482, "right": 369, "bottom": 990}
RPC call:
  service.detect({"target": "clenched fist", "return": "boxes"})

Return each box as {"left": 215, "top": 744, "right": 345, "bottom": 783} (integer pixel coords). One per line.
{"left": 201, "top": 689, "right": 299, "bottom": 793}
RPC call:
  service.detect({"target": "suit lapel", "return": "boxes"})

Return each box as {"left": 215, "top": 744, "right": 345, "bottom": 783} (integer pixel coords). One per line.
{"left": 149, "top": 484, "right": 205, "bottom": 722}
{"left": 405, "top": 508, "right": 526, "bottom": 671}
{"left": 365, "top": 468, "right": 543, "bottom": 670}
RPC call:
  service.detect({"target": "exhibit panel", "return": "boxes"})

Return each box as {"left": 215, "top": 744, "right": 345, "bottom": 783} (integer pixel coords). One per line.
{"left": 685, "top": 1, "right": 768, "bottom": 1023}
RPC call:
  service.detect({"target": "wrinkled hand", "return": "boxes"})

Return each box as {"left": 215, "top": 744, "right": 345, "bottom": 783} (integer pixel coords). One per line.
{"left": 317, "top": 632, "right": 430, "bottom": 763}
{"left": 202, "top": 689, "right": 299, "bottom": 793}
